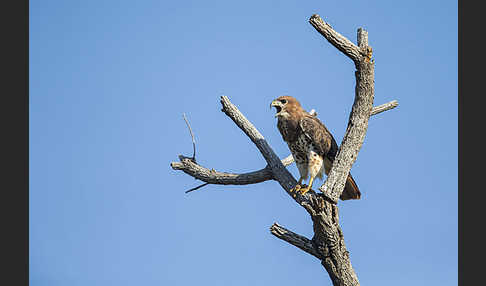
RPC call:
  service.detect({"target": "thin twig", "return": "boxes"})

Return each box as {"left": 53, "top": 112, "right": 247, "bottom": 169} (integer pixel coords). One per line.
{"left": 185, "top": 182, "right": 210, "bottom": 194}
{"left": 183, "top": 113, "right": 196, "bottom": 161}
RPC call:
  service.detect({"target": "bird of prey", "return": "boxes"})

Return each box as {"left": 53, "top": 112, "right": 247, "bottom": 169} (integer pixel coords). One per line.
{"left": 270, "top": 96, "right": 361, "bottom": 200}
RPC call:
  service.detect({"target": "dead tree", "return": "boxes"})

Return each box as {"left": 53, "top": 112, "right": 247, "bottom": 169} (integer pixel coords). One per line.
{"left": 171, "top": 14, "right": 398, "bottom": 286}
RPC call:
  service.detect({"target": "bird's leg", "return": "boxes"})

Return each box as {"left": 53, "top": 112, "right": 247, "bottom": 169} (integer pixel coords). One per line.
{"left": 298, "top": 176, "right": 315, "bottom": 195}
{"left": 290, "top": 177, "right": 304, "bottom": 193}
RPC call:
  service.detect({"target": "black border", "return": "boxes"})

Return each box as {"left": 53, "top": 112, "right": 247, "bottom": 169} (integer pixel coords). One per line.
{"left": 459, "top": 1, "right": 483, "bottom": 285}
{"left": 0, "top": 0, "right": 29, "bottom": 285}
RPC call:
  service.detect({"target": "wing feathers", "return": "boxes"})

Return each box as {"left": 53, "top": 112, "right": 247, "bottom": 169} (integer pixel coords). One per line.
{"left": 300, "top": 115, "right": 361, "bottom": 201}
{"left": 299, "top": 115, "right": 338, "bottom": 160}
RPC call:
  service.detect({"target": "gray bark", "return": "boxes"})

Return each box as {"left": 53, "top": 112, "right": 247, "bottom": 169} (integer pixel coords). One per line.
{"left": 170, "top": 14, "right": 398, "bottom": 286}
{"left": 311, "top": 16, "right": 376, "bottom": 204}
{"left": 170, "top": 154, "right": 294, "bottom": 186}
{"left": 270, "top": 223, "right": 322, "bottom": 259}
{"left": 371, "top": 100, "right": 398, "bottom": 116}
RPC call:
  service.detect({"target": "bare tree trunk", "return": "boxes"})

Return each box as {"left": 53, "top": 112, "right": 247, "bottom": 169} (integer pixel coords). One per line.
{"left": 171, "top": 14, "right": 397, "bottom": 286}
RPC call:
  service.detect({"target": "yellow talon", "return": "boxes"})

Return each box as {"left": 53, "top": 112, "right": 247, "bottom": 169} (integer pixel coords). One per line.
{"left": 298, "top": 186, "right": 311, "bottom": 195}
{"left": 290, "top": 177, "right": 304, "bottom": 193}
{"left": 297, "top": 176, "right": 315, "bottom": 195}
{"left": 290, "top": 184, "right": 301, "bottom": 193}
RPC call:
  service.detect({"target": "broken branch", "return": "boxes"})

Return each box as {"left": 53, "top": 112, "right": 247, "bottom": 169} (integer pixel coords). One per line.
{"left": 270, "top": 222, "right": 322, "bottom": 259}
{"left": 371, "top": 100, "right": 398, "bottom": 116}
{"left": 309, "top": 14, "right": 362, "bottom": 64}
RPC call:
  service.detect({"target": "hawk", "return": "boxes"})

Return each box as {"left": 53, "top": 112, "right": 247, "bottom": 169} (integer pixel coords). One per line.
{"left": 270, "top": 96, "right": 361, "bottom": 200}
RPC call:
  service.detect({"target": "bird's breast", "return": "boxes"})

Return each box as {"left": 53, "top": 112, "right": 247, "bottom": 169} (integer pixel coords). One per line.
{"left": 288, "top": 134, "right": 312, "bottom": 164}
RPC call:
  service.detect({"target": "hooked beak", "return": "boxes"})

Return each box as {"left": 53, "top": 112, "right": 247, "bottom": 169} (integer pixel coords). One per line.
{"left": 270, "top": 100, "right": 283, "bottom": 117}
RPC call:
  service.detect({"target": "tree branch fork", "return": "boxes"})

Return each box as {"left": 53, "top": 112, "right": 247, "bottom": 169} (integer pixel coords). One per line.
{"left": 170, "top": 14, "right": 397, "bottom": 286}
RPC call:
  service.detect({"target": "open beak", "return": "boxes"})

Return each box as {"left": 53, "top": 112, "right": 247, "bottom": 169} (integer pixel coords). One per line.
{"left": 270, "top": 100, "right": 276, "bottom": 109}
{"left": 270, "top": 100, "right": 282, "bottom": 117}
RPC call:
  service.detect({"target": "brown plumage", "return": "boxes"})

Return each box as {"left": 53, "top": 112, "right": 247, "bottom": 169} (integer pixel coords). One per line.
{"left": 270, "top": 96, "right": 361, "bottom": 200}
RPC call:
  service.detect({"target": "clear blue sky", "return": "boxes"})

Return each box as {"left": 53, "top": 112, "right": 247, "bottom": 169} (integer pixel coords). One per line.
{"left": 30, "top": 1, "right": 457, "bottom": 285}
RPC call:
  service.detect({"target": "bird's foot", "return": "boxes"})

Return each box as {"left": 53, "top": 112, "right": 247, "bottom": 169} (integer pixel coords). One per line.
{"left": 290, "top": 184, "right": 302, "bottom": 193}
{"left": 297, "top": 186, "right": 311, "bottom": 195}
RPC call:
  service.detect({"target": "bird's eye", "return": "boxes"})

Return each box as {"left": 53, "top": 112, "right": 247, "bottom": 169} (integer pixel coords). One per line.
{"left": 280, "top": 99, "right": 287, "bottom": 104}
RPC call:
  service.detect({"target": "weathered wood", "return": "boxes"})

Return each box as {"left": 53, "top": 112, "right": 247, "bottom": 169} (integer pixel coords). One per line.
{"left": 309, "top": 14, "right": 362, "bottom": 64}
{"left": 171, "top": 156, "right": 273, "bottom": 185}
{"left": 371, "top": 100, "right": 398, "bottom": 116}
{"left": 170, "top": 154, "right": 294, "bottom": 186}
{"left": 315, "top": 19, "right": 375, "bottom": 205}
{"left": 270, "top": 222, "right": 322, "bottom": 259}
{"left": 312, "top": 200, "right": 360, "bottom": 286}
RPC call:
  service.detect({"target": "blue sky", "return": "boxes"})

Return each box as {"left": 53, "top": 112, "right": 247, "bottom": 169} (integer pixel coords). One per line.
{"left": 30, "top": 1, "right": 457, "bottom": 285}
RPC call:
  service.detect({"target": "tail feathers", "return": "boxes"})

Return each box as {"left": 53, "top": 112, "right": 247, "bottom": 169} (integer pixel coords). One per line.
{"left": 340, "top": 173, "right": 361, "bottom": 200}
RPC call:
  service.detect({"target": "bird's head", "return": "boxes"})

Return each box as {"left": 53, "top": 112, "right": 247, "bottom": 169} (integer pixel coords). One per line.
{"left": 270, "top": 96, "right": 303, "bottom": 118}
